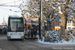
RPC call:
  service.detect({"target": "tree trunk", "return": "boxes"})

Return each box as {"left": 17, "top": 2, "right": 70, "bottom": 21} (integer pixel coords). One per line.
{"left": 49, "top": 21, "right": 52, "bottom": 31}
{"left": 53, "top": 21, "right": 55, "bottom": 30}
{"left": 59, "top": 0, "right": 69, "bottom": 40}
{"left": 60, "top": 13, "right": 66, "bottom": 37}
{"left": 47, "top": 21, "right": 49, "bottom": 30}
{"left": 42, "top": 10, "right": 45, "bottom": 33}
{"left": 42, "top": 15, "right": 45, "bottom": 33}
{"left": 65, "top": 17, "right": 67, "bottom": 29}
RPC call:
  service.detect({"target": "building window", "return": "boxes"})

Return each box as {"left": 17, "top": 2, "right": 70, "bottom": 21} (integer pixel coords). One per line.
{"left": 68, "top": 21, "right": 71, "bottom": 23}
{"left": 73, "top": 23, "right": 75, "bottom": 26}
{"left": 72, "top": 28, "right": 75, "bottom": 30}
{"left": 68, "top": 27, "right": 71, "bottom": 30}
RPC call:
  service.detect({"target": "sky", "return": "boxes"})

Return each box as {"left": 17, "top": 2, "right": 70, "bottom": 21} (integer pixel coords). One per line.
{"left": 0, "top": 0, "right": 27, "bottom": 24}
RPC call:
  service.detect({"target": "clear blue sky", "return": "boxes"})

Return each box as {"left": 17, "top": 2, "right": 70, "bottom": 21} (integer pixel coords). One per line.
{"left": 0, "top": 0, "right": 27, "bottom": 24}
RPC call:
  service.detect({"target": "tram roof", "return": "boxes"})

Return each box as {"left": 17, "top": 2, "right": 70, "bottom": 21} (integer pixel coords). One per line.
{"left": 9, "top": 16, "right": 23, "bottom": 18}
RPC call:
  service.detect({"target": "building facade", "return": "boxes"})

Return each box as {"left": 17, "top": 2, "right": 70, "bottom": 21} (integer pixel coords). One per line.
{"left": 67, "top": 16, "right": 75, "bottom": 30}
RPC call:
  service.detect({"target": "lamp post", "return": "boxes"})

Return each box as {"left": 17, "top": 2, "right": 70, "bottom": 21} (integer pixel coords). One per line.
{"left": 39, "top": 0, "right": 48, "bottom": 40}
{"left": 39, "top": 0, "right": 43, "bottom": 40}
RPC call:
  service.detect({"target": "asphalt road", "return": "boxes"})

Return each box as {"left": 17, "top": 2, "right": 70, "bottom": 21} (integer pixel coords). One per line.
{"left": 0, "top": 35, "right": 75, "bottom": 50}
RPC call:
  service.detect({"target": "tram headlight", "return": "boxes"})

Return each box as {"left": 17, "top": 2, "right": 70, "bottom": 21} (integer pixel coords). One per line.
{"left": 20, "top": 33, "right": 23, "bottom": 35}
{"left": 9, "top": 33, "right": 12, "bottom": 35}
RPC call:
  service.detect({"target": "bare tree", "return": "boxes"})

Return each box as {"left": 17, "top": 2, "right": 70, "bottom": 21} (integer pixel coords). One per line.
{"left": 22, "top": 0, "right": 75, "bottom": 37}
{"left": 46, "top": 0, "right": 75, "bottom": 39}
{"left": 26, "top": 0, "right": 59, "bottom": 32}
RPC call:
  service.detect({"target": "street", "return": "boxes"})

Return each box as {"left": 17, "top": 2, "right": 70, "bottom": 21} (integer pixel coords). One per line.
{"left": 0, "top": 0, "right": 75, "bottom": 50}
{"left": 0, "top": 35, "right": 75, "bottom": 50}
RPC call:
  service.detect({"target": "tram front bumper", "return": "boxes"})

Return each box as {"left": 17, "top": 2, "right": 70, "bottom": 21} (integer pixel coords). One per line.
{"left": 7, "top": 36, "right": 24, "bottom": 39}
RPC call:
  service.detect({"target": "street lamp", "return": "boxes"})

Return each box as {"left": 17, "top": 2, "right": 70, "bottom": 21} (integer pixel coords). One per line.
{"left": 39, "top": 0, "right": 49, "bottom": 40}
{"left": 39, "top": 0, "right": 43, "bottom": 40}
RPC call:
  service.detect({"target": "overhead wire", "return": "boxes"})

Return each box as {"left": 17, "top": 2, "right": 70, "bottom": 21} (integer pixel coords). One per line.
{"left": 0, "top": 7, "right": 10, "bottom": 10}
{"left": 0, "top": 7, "right": 21, "bottom": 14}
{"left": 0, "top": 0, "right": 25, "bottom": 13}
{"left": 0, "top": 7, "right": 18, "bottom": 13}
{"left": 0, "top": 0, "right": 21, "bottom": 5}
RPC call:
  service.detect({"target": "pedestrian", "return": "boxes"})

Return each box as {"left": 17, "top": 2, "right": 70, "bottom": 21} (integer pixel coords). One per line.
{"left": 2, "top": 27, "right": 6, "bottom": 35}
{"left": 0, "top": 28, "right": 2, "bottom": 35}
{"left": 27, "top": 26, "right": 30, "bottom": 38}
{"left": 70, "top": 30, "right": 72, "bottom": 34}
{"left": 31, "top": 27, "right": 33, "bottom": 38}
{"left": 33, "top": 26, "right": 37, "bottom": 37}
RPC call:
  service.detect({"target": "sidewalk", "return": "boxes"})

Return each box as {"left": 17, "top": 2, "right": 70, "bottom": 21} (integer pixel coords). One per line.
{"left": 36, "top": 35, "right": 75, "bottom": 45}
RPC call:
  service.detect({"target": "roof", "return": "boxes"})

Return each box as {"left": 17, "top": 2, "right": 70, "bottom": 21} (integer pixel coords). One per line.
{"left": 9, "top": 16, "right": 23, "bottom": 18}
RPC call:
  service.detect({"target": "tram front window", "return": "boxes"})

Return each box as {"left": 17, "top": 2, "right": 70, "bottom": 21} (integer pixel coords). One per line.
{"left": 8, "top": 19, "right": 23, "bottom": 32}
